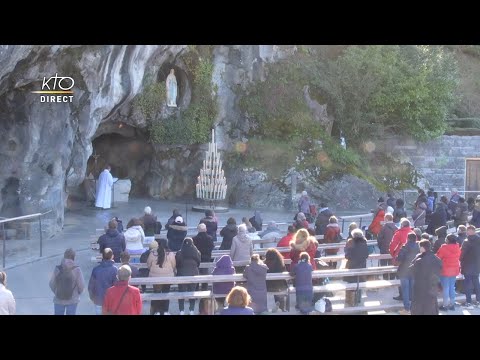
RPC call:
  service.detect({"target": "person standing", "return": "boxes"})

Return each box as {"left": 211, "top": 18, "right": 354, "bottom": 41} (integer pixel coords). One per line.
{"left": 147, "top": 239, "right": 176, "bottom": 315}
{"left": 409, "top": 240, "right": 442, "bottom": 315}
{"left": 290, "top": 228, "right": 318, "bottom": 270}
{"left": 377, "top": 213, "right": 397, "bottom": 279}
{"left": 49, "top": 248, "right": 85, "bottom": 315}
{"left": 343, "top": 229, "right": 369, "bottom": 307}
{"left": 453, "top": 197, "right": 469, "bottom": 227}
{"left": 243, "top": 254, "right": 268, "bottom": 314}
{"left": 290, "top": 252, "right": 313, "bottom": 314}
{"left": 315, "top": 203, "right": 333, "bottom": 235}
{"left": 470, "top": 195, "right": 480, "bottom": 229}
{"left": 167, "top": 216, "right": 188, "bottom": 252}
{"left": 457, "top": 225, "right": 467, "bottom": 247}
{"left": 369, "top": 197, "right": 387, "bottom": 237}
{"left": 249, "top": 211, "right": 263, "bottom": 232}
{"left": 460, "top": 225, "right": 480, "bottom": 308}
{"left": 97, "top": 219, "right": 126, "bottom": 263}
{"left": 426, "top": 198, "right": 448, "bottom": 235}
{"left": 386, "top": 193, "right": 396, "bottom": 209}
{"left": 199, "top": 210, "right": 218, "bottom": 242}
{"left": 264, "top": 248, "right": 289, "bottom": 312}
{"left": 432, "top": 226, "right": 448, "bottom": 254}
{"left": 88, "top": 248, "right": 118, "bottom": 315}
{"left": 212, "top": 255, "right": 236, "bottom": 310}
{"left": 277, "top": 225, "right": 296, "bottom": 264}
{"left": 392, "top": 199, "right": 407, "bottom": 225}
{"left": 175, "top": 238, "right": 201, "bottom": 315}
{"left": 95, "top": 165, "right": 114, "bottom": 209}
{"left": 436, "top": 234, "right": 461, "bottom": 311}
{"left": 219, "top": 217, "right": 238, "bottom": 250}
{"left": 102, "top": 265, "right": 142, "bottom": 315}
{"left": 396, "top": 233, "right": 420, "bottom": 315}
{"left": 323, "top": 216, "right": 341, "bottom": 256}
{"left": 0, "top": 272, "right": 15, "bottom": 315}
{"left": 230, "top": 224, "right": 253, "bottom": 266}
{"left": 389, "top": 218, "right": 414, "bottom": 301}
{"left": 193, "top": 223, "right": 214, "bottom": 281}
{"left": 298, "top": 191, "right": 312, "bottom": 222}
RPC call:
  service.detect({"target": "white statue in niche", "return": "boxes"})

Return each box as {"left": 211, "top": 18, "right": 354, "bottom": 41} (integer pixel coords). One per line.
{"left": 166, "top": 68, "right": 178, "bottom": 107}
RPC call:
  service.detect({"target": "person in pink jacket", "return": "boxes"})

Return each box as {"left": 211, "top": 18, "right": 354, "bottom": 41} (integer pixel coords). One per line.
{"left": 436, "top": 234, "right": 461, "bottom": 311}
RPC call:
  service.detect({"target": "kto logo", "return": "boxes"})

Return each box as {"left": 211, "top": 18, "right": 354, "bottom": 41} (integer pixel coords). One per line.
{"left": 31, "top": 73, "right": 74, "bottom": 103}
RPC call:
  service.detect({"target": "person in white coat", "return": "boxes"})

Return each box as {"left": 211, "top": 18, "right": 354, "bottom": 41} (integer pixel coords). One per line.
{"left": 95, "top": 165, "right": 114, "bottom": 209}
{"left": 0, "top": 271, "right": 16, "bottom": 315}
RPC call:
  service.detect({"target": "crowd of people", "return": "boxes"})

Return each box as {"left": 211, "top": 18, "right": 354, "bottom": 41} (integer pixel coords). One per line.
{"left": 2, "top": 188, "right": 480, "bottom": 315}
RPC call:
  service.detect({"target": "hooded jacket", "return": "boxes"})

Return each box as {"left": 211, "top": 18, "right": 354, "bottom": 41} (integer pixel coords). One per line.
{"left": 88, "top": 259, "right": 118, "bottom": 306}
{"left": 49, "top": 258, "right": 85, "bottom": 305}
{"left": 369, "top": 203, "right": 386, "bottom": 235}
{"left": 244, "top": 261, "right": 268, "bottom": 314}
{"left": 124, "top": 226, "right": 145, "bottom": 252}
{"left": 219, "top": 224, "right": 238, "bottom": 250}
{"left": 377, "top": 222, "right": 398, "bottom": 254}
{"left": 436, "top": 243, "right": 461, "bottom": 277}
{"left": 212, "top": 255, "right": 236, "bottom": 295}
{"left": 290, "top": 260, "right": 313, "bottom": 292}
{"left": 277, "top": 233, "right": 294, "bottom": 260}
{"left": 98, "top": 229, "right": 126, "bottom": 263}
{"left": 199, "top": 216, "right": 218, "bottom": 242}
{"left": 315, "top": 207, "right": 333, "bottom": 235}
{"left": 167, "top": 222, "right": 188, "bottom": 252}
{"left": 344, "top": 236, "right": 369, "bottom": 283}
{"left": 175, "top": 243, "right": 201, "bottom": 276}
{"left": 230, "top": 227, "right": 253, "bottom": 261}
{"left": 249, "top": 211, "right": 263, "bottom": 231}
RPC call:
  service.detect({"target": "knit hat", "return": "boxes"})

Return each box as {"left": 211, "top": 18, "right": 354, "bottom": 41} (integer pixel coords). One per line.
{"left": 149, "top": 240, "right": 159, "bottom": 250}
{"left": 175, "top": 216, "right": 183, "bottom": 224}
{"left": 197, "top": 223, "right": 207, "bottom": 232}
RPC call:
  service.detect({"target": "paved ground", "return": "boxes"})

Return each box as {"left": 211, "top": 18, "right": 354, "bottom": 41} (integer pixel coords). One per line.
{"left": 3, "top": 197, "right": 478, "bottom": 315}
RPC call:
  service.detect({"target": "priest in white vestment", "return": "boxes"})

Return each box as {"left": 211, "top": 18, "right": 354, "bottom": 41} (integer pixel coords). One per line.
{"left": 95, "top": 165, "right": 114, "bottom": 209}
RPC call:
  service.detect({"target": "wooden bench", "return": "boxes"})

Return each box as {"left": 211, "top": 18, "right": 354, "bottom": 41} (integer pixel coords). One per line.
{"left": 288, "top": 279, "right": 400, "bottom": 295}
{"left": 141, "top": 290, "right": 212, "bottom": 302}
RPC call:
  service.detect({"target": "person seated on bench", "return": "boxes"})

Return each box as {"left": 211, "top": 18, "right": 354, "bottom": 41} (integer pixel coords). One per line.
{"left": 290, "top": 228, "right": 318, "bottom": 270}
{"left": 344, "top": 229, "right": 369, "bottom": 308}
{"left": 147, "top": 239, "right": 176, "bottom": 315}
{"left": 175, "top": 237, "right": 201, "bottom": 315}
{"left": 290, "top": 252, "right": 313, "bottom": 314}
{"left": 277, "top": 226, "right": 296, "bottom": 266}
{"left": 249, "top": 210, "right": 263, "bottom": 232}
{"left": 265, "top": 248, "right": 288, "bottom": 312}
{"left": 242, "top": 217, "right": 257, "bottom": 233}
{"left": 212, "top": 255, "right": 236, "bottom": 310}
{"left": 324, "top": 216, "right": 342, "bottom": 257}
{"left": 293, "top": 212, "right": 309, "bottom": 230}
{"left": 220, "top": 286, "right": 254, "bottom": 315}
{"left": 244, "top": 254, "right": 268, "bottom": 314}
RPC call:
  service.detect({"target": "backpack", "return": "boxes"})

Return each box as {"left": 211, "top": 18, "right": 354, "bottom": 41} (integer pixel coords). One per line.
{"left": 55, "top": 265, "right": 77, "bottom": 300}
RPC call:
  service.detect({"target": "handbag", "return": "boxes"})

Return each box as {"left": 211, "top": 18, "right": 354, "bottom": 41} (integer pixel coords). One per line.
{"left": 105, "top": 286, "right": 130, "bottom": 315}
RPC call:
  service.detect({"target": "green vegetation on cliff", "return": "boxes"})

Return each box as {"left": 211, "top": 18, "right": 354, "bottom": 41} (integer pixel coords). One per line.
{"left": 234, "top": 45, "right": 458, "bottom": 190}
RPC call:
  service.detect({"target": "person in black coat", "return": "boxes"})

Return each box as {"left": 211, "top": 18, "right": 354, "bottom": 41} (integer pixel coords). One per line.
{"left": 386, "top": 193, "right": 396, "bottom": 209}
{"left": 219, "top": 217, "right": 238, "bottom": 250}
{"left": 175, "top": 237, "right": 201, "bottom": 314}
{"left": 167, "top": 216, "right": 188, "bottom": 252}
{"left": 249, "top": 211, "right": 263, "bottom": 232}
{"left": 199, "top": 210, "right": 218, "bottom": 242}
{"left": 396, "top": 233, "right": 420, "bottom": 314}
{"left": 315, "top": 203, "right": 333, "bottom": 235}
{"left": 97, "top": 219, "right": 126, "bottom": 263}
{"left": 460, "top": 225, "right": 480, "bottom": 307}
{"left": 193, "top": 223, "right": 214, "bottom": 290}
{"left": 409, "top": 240, "right": 442, "bottom": 315}
{"left": 343, "top": 229, "right": 369, "bottom": 307}
{"left": 426, "top": 201, "right": 448, "bottom": 235}
{"left": 432, "top": 226, "right": 448, "bottom": 254}
{"left": 393, "top": 198, "right": 407, "bottom": 224}
{"left": 140, "top": 206, "right": 161, "bottom": 236}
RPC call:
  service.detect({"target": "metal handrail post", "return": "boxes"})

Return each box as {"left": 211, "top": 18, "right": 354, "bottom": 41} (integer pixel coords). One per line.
{"left": 39, "top": 216, "right": 43, "bottom": 257}
{"left": 2, "top": 223, "right": 5, "bottom": 268}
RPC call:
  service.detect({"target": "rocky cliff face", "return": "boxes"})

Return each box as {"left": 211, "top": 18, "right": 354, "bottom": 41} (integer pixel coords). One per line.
{"left": 0, "top": 45, "right": 294, "bottom": 236}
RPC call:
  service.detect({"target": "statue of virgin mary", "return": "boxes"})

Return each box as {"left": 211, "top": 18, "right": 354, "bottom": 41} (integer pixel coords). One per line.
{"left": 166, "top": 68, "right": 178, "bottom": 107}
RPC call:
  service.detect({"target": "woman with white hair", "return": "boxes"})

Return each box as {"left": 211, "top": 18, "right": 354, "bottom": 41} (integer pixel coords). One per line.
{"left": 298, "top": 191, "right": 312, "bottom": 222}
{"left": 140, "top": 206, "right": 161, "bottom": 236}
{"left": 230, "top": 224, "right": 254, "bottom": 272}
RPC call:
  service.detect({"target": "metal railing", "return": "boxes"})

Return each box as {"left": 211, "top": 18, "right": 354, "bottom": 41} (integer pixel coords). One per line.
{"left": 402, "top": 189, "right": 480, "bottom": 210}
{"left": 0, "top": 210, "right": 52, "bottom": 268}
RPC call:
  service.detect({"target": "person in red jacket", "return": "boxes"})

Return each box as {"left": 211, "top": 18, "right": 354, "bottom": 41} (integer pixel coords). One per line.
{"left": 389, "top": 218, "right": 415, "bottom": 301}
{"left": 324, "top": 216, "right": 342, "bottom": 256}
{"left": 290, "top": 228, "right": 318, "bottom": 270}
{"left": 277, "top": 225, "right": 296, "bottom": 260}
{"left": 389, "top": 218, "right": 415, "bottom": 264}
{"left": 436, "top": 234, "right": 461, "bottom": 311}
{"left": 103, "top": 265, "right": 142, "bottom": 315}
{"left": 369, "top": 197, "right": 387, "bottom": 237}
